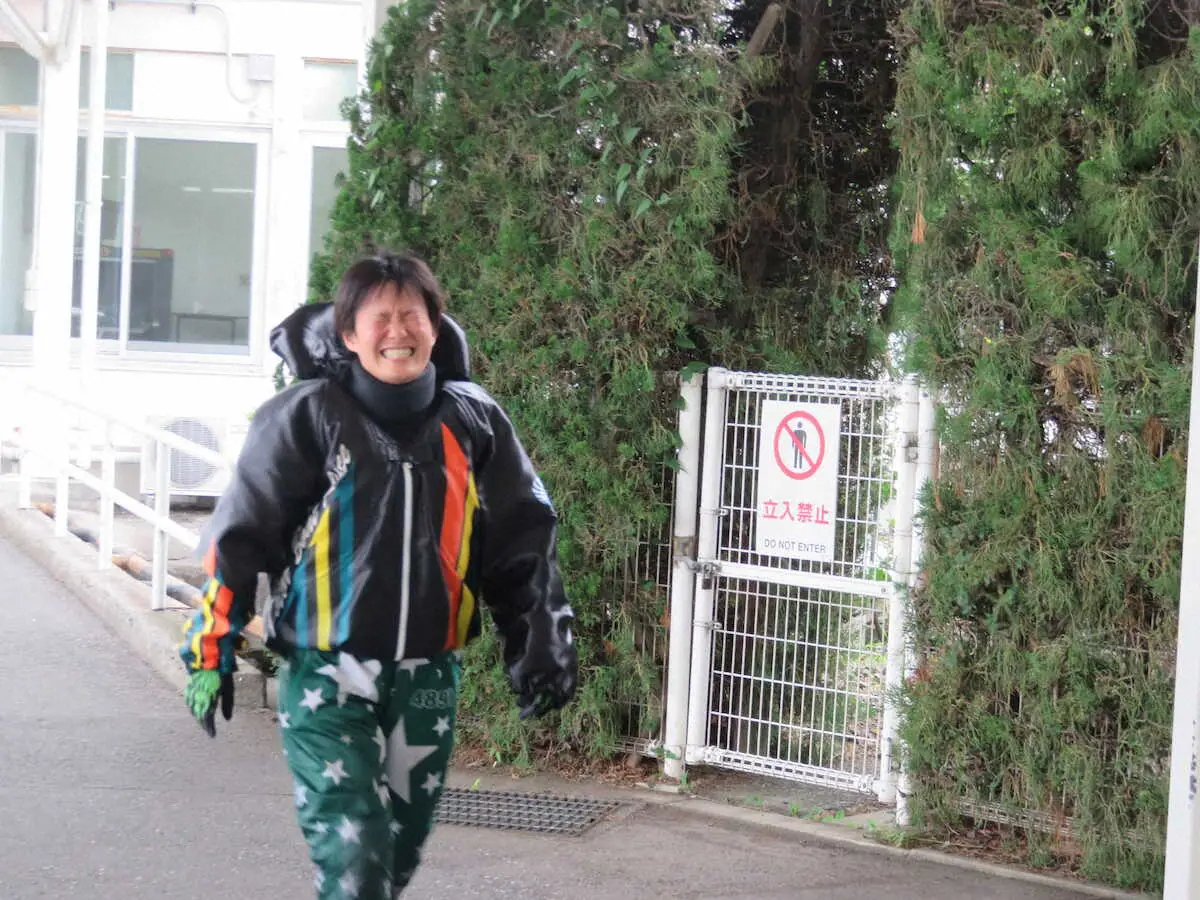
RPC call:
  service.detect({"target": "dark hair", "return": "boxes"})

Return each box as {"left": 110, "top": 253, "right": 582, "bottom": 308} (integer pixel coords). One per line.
{"left": 334, "top": 251, "right": 445, "bottom": 337}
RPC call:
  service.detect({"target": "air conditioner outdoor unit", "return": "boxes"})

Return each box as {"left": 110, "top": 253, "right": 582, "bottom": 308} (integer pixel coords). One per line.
{"left": 139, "top": 416, "right": 246, "bottom": 499}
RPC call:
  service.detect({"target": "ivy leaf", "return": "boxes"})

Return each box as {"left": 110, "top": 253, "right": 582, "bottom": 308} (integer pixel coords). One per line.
{"left": 622, "top": 126, "right": 640, "bottom": 144}
{"left": 634, "top": 198, "right": 652, "bottom": 218}
{"left": 680, "top": 361, "right": 709, "bottom": 381}
{"left": 616, "top": 163, "right": 632, "bottom": 182}
{"left": 616, "top": 180, "right": 628, "bottom": 204}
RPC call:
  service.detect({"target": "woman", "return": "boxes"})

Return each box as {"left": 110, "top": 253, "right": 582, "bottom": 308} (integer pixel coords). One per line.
{"left": 179, "top": 251, "right": 577, "bottom": 899}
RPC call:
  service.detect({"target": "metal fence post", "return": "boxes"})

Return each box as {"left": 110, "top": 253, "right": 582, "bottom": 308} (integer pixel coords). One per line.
{"left": 54, "top": 410, "right": 69, "bottom": 538}
{"left": 98, "top": 423, "right": 115, "bottom": 569}
{"left": 663, "top": 371, "right": 704, "bottom": 780}
{"left": 17, "top": 386, "right": 33, "bottom": 510}
{"left": 684, "top": 367, "right": 729, "bottom": 764}
{"left": 151, "top": 442, "right": 170, "bottom": 611}
{"left": 895, "top": 384, "right": 937, "bottom": 826}
{"left": 878, "top": 377, "right": 920, "bottom": 804}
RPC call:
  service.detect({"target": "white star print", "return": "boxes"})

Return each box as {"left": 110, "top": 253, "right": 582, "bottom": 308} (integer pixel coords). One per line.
{"left": 389, "top": 820, "right": 402, "bottom": 835}
{"left": 375, "top": 780, "right": 390, "bottom": 807}
{"left": 397, "top": 657, "right": 429, "bottom": 676}
{"left": 314, "top": 821, "right": 328, "bottom": 835}
{"left": 373, "top": 728, "right": 387, "bottom": 764}
{"left": 432, "top": 716, "right": 451, "bottom": 738}
{"left": 277, "top": 712, "right": 290, "bottom": 729}
{"left": 337, "top": 816, "right": 362, "bottom": 844}
{"left": 294, "top": 783, "right": 308, "bottom": 808}
{"left": 322, "top": 759, "right": 348, "bottom": 786}
{"left": 421, "top": 772, "right": 442, "bottom": 795}
{"left": 300, "top": 687, "right": 326, "bottom": 713}
{"left": 316, "top": 653, "right": 382, "bottom": 706}
{"left": 339, "top": 870, "right": 360, "bottom": 899}
{"left": 341, "top": 734, "right": 353, "bottom": 745}
{"left": 384, "top": 721, "right": 437, "bottom": 805}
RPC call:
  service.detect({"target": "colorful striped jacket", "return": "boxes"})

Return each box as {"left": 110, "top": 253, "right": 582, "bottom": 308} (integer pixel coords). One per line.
{"left": 179, "top": 305, "right": 576, "bottom": 699}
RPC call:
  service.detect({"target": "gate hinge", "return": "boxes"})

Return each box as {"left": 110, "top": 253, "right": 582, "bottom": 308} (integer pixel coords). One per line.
{"left": 672, "top": 535, "right": 696, "bottom": 560}
{"left": 903, "top": 431, "right": 918, "bottom": 463}
{"left": 699, "top": 559, "right": 721, "bottom": 589}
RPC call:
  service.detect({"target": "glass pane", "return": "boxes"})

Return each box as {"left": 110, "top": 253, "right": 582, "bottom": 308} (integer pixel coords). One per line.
{"left": 79, "top": 51, "right": 135, "bottom": 112}
{"left": 71, "top": 135, "right": 127, "bottom": 339}
{"left": 302, "top": 61, "right": 357, "bottom": 121}
{"left": 0, "top": 46, "right": 38, "bottom": 107}
{"left": 0, "top": 132, "right": 36, "bottom": 336}
{"left": 309, "top": 145, "right": 347, "bottom": 265}
{"left": 130, "top": 138, "right": 256, "bottom": 352}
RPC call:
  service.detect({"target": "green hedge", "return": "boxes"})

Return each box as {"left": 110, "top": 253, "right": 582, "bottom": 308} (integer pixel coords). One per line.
{"left": 890, "top": 2, "right": 1200, "bottom": 889}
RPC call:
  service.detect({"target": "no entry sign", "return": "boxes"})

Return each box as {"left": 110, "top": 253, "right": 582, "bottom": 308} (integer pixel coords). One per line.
{"left": 755, "top": 400, "right": 842, "bottom": 561}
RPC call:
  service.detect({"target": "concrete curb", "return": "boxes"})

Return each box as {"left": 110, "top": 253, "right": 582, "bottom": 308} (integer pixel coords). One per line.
{"left": 0, "top": 498, "right": 266, "bottom": 705}
{"left": 0, "top": 493, "right": 1156, "bottom": 900}
{"left": 632, "top": 791, "right": 1153, "bottom": 900}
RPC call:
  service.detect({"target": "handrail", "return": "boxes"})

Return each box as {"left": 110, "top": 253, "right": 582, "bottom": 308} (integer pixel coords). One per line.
{"left": 11, "top": 380, "right": 233, "bottom": 611}
{"left": 24, "top": 382, "right": 230, "bottom": 470}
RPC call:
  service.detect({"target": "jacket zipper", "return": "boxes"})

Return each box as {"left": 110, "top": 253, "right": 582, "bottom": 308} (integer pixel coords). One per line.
{"left": 396, "top": 460, "right": 414, "bottom": 660}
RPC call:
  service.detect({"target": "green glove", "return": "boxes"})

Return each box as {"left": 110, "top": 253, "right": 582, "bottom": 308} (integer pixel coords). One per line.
{"left": 185, "top": 670, "right": 235, "bottom": 738}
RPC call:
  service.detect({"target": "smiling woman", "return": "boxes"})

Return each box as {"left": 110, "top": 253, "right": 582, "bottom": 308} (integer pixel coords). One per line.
{"left": 334, "top": 254, "right": 443, "bottom": 386}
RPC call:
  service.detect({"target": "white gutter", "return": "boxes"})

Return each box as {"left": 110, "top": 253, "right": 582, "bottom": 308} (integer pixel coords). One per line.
{"left": 112, "top": 0, "right": 258, "bottom": 104}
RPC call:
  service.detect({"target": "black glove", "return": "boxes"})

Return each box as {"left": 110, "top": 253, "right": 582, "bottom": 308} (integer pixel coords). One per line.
{"left": 517, "top": 663, "right": 577, "bottom": 720}
{"left": 184, "top": 670, "right": 236, "bottom": 737}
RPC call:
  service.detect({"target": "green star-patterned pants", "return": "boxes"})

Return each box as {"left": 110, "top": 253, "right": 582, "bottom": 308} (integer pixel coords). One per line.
{"left": 278, "top": 648, "right": 461, "bottom": 899}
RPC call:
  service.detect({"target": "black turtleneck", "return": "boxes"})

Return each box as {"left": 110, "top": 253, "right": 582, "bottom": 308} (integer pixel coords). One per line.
{"left": 345, "top": 358, "right": 436, "bottom": 438}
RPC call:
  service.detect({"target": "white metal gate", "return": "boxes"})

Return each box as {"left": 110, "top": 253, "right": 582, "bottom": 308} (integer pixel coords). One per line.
{"left": 662, "top": 368, "right": 935, "bottom": 802}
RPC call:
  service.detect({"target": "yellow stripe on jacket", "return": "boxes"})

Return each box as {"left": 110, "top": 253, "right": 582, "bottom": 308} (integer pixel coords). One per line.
{"left": 312, "top": 507, "right": 333, "bottom": 650}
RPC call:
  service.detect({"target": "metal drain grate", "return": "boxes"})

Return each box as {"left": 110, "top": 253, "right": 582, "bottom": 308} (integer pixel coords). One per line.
{"left": 434, "top": 789, "right": 620, "bottom": 836}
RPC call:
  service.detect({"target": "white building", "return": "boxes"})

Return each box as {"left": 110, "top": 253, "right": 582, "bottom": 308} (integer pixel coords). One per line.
{"left": 0, "top": 0, "right": 384, "bottom": 485}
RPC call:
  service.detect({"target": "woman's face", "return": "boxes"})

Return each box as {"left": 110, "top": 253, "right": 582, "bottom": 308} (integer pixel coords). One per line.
{"left": 341, "top": 283, "right": 437, "bottom": 385}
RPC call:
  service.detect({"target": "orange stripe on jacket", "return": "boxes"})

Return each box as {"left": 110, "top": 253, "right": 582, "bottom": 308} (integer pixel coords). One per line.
{"left": 439, "top": 425, "right": 468, "bottom": 649}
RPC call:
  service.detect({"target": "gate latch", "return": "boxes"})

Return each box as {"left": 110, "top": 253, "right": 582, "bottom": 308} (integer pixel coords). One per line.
{"left": 699, "top": 560, "right": 720, "bottom": 590}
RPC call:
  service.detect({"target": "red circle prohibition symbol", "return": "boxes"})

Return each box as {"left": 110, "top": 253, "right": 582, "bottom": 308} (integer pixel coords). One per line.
{"left": 773, "top": 411, "right": 826, "bottom": 481}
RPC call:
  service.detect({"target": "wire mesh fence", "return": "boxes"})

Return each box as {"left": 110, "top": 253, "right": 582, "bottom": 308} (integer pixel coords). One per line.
{"left": 695, "top": 372, "right": 899, "bottom": 790}
{"left": 704, "top": 578, "right": 887, "bottom": 789}
{"left": 611, "top": 470, "right": 675, "bottom": 755}
{"left": 717, "top": 373, "right": 896, "bottom": 580}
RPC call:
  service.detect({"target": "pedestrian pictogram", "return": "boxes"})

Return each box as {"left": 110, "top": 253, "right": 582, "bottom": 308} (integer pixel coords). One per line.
{"left": 773, "top": 411, "right": 826, "bottom": 480}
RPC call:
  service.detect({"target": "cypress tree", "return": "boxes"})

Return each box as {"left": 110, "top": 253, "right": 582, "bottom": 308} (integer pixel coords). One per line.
{"left": 891, "top": 1, "right": 1200, "bottom": 888}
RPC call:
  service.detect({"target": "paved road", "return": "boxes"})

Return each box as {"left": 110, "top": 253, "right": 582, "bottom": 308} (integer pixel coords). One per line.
{"left": 0, "top": 536, "right": 1102, "bottom": 900}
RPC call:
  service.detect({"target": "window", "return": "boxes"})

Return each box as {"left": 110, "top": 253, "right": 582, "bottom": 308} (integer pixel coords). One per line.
{"left": 69, "top": 135, "right": 260, "bottom": 353}
{"left": 130, "top": 138, "right": 257, "bottom": 351}
{"left": 78, "top": 51, "right": 135, "bottom": 112}
{"left": 308, "top": 145, "right": 347, "bottom": 265}
{"left": 0, "top": 131, "right": 36, "bottom": 336}
{"left": 302, "top": 61, "right": 357, "bottom": 122}
{"left": 0, "top": 46, "right": 38, "bottom": 107}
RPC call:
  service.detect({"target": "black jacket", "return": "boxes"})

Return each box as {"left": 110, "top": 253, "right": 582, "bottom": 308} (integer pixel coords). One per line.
{"left": 180, "top": 304, "right": 576, "bottom": 704}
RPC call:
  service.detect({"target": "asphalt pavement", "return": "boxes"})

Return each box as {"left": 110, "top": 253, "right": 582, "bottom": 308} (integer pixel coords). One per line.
{"left": 0, "top": 532, "right": 1134, "bottom": 900}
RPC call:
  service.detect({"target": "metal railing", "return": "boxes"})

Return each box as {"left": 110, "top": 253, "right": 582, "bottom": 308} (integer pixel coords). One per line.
{"left": 5, "top": 381, "right": 230, "bottom": 610}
